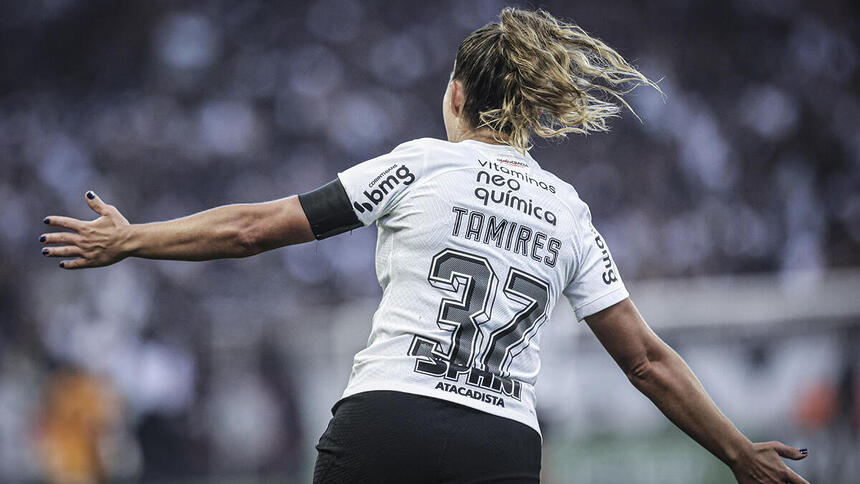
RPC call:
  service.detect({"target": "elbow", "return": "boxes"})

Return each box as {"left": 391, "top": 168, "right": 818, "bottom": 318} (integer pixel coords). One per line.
{"left": 234, "top": 222, "right": 265, "bottom": 257}
{"left": 624, "top": 355, "right": 657, "bottom": 389}
{"left": 623, "top": 342, "right": 673, "bottom": 391}
{"left": 621, "top": 335, "right": 673, "bottom": 389}
{"left": 236, "top": 231, "right": 261, "bottom": 257}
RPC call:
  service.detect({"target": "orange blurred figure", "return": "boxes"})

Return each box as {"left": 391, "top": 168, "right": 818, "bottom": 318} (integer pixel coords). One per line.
{"left": 795, "top": 380, "right": 839, "bottom": 430}
{"left": 36, "top": 369, "right": 120, "bottom": 484}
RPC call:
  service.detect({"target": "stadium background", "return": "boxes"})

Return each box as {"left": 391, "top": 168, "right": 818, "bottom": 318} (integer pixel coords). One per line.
{"left": 1, "top": 0, "right": 858, "bottom": 482}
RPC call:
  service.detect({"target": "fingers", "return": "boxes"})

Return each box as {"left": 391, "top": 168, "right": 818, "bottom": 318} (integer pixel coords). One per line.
{"left": 43, "top": 215, "right": 84, "bottom": 232}
{"left": 771, "top": 441, "right": 808, "bottom": 460}
{"left": 59, "top": 258, "right": 92, "bottom": 270}
{"left": 769, "top": 442, "right": 810, "bottom": 484}
{"left": 84, "top": 190, "right": 110, "bottom": 217}
{"left": 40, "top": 229, "right": 85, "bottom": 262}
{"left": 40, "top": 232, "right": 82, "bottom": 245}
{"left": 42, "top": 191, "right": 123, "bottom": 271}
{"left": 42, "top": 245, "right": 83, "bottom": 258}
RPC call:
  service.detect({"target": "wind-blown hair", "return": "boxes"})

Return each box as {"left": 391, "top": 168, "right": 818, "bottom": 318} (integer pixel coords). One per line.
{"left": 453, "top": 8, "right": 660, "bottom": 151}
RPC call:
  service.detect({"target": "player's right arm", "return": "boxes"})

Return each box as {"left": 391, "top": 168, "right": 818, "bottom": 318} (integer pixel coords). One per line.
{"left": 41, "top": 139, "right": 427, "bottom": 270}
{"left": 41, "top": 190, "right": 315, "bottom": 269}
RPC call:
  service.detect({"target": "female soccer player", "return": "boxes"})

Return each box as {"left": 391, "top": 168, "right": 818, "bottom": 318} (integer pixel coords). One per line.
{"left": 40, "top": 8, "right": 809, "bottom": 484}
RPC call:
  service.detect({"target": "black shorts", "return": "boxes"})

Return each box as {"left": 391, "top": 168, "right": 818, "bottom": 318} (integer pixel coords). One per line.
{"left": 313, "top": 390, "right": 541, "bottom": 484}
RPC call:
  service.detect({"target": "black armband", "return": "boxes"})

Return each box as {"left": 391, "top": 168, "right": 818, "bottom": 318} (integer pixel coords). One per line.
{"left": 298, "top": 178, "right": 363, "bottom": 240}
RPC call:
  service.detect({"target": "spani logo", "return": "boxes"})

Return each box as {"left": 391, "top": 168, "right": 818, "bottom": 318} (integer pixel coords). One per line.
{"left": 353, "top": 165, "right": 416, "bottom": 213}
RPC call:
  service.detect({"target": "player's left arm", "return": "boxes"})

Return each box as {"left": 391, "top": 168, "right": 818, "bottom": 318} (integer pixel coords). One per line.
{"left": 41, "top": 190, "right": 315, "bottom": 269}
{"left": 585, "top": 298, "right": 810, "bottom": 484}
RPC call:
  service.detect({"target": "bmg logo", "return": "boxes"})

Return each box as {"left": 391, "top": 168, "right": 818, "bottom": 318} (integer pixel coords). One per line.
{"left": 353, "top": 165, "right": 416, "bottom": 213}
{"left": 594, "top": 233, "right": 618, "bottom": 285}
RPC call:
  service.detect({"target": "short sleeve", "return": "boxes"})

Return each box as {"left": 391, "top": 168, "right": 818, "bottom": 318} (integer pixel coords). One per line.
{"left": 337, "top": 140, "right": 427, "bottom": 225}
{"left": 563, "top": 214, "right": 629, "bottom": 321}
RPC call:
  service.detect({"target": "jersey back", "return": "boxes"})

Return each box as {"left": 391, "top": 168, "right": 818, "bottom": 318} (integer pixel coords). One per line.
{"left": 335, "top": 138, "right": 628, "bottom": 433}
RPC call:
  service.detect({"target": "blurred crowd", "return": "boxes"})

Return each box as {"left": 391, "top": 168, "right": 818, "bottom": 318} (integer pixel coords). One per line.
{"left": 0, "top": 0, "right": 858, "bottom": 482}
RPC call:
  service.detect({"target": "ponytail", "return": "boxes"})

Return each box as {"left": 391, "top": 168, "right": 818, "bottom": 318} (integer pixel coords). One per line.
{"left": 453, "top": 8, "right": 660, "bottom": 151}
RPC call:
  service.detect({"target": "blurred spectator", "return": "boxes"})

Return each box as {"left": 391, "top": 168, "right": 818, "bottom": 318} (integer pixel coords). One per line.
{"left": 35, "top": 368, "right": 125, "bottom": 484}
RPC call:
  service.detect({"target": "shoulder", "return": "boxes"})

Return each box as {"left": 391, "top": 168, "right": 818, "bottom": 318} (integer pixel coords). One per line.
{"left": 535, "top": 167, "right": 593, "bottom": 226}
{"left": 533, "top": 169, "right": 599, "bottom": 265}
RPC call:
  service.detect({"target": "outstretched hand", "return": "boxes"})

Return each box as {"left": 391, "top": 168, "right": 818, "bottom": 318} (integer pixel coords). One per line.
{"left": 732, "top": 441, "right": 809, "bottom": 484}
{"left": 40, "top": 191, "right": 130, "bottom": 270}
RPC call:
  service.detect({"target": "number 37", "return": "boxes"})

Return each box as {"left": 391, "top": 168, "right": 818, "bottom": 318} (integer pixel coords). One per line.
{"left": 418, "top": 248, "right": 551, "bottom": 379}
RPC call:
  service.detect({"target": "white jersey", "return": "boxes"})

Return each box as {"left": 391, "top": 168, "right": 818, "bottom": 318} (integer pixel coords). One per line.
{"left": 336, "top": 138, "right": 628, "bottom": 434}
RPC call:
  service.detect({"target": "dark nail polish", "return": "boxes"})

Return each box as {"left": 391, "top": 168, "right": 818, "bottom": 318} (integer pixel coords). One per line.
{"left": 40, "top": 236, "right": 46, "bottom": 242}
{"left": 87, "top": 191, "right": 95, "bottom": 199}
{"left": 43, "top": 218, "right": 50, "bottom": 224}
{"left": 42, "top": 249, "right": 49, "bottom": 255}
{"left": 59, "top": 262, "right": 65, "bottom": 268}
{"left": 799, "top": 448, "right": 808, "bottom": 455}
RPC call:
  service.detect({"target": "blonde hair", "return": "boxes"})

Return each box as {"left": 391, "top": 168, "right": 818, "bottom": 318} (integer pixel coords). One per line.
{"left": 453, "top": 8, "right": 660, "bottom": 151}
